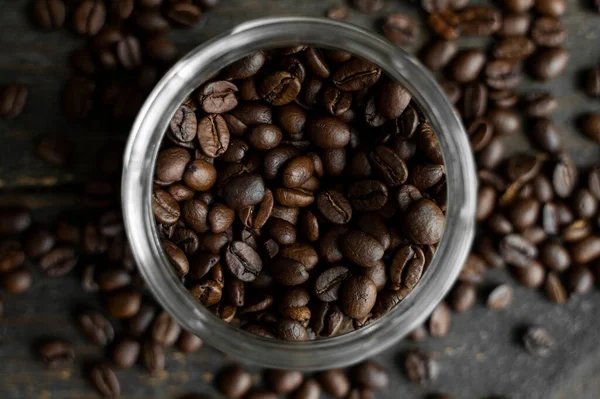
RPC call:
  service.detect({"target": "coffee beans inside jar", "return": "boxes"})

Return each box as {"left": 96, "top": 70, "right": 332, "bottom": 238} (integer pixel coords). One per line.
{"left": 153, "top": 45, "right": 447, "bottom": 341}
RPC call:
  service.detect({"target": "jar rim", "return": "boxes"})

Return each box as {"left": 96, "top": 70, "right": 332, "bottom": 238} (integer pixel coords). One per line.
{"left": 122, "top": 16, "right": 476, "bottom": 370}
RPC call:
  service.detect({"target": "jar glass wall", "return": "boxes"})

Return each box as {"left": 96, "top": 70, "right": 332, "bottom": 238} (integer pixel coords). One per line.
{"left": 122, "top": 17, "right": 476, "bottom": 371}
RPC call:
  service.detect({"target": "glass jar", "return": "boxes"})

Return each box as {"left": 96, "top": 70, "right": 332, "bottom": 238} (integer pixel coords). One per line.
{"left": 122, "top": 17, "right": 476, "bottom": 371}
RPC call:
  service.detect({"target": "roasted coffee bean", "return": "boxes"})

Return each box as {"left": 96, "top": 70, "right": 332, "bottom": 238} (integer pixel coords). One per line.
{"left": 545, "top": 272, "right": 568, "bottom": 303}
{"left": 552, "top": 155, "right": 578, "bottom": 198}
{"left": 275, "top": 317, "right": 308, "bottom": 341}
{"left": 327, "top": 5, "right": 349, "bottom": 20}
{"left": 462, "top": 82, "right": 488, "bottom": 121}
{"left": 317, "top": 190, "right": 353, "bottom": 224}
{"left": 459, "top": 254, "right": 487, "bottom": 283}
{"left": 476, "top": 185, "right": 496, "bottom": 221}
{"left": 352, "top": 361, "right": 389, "bottom": 390}
{"left": 523, "top": 326, "right": 554, "bottom": 357}
{"left": 429, "top": 9, "right": 461, "bottom": 40}
{"left": 449, "top": 281, "right": 476, "bottom": 312}
{"left": 579, "top": 113, "right": 600, "bottom": 144}
{"left": 266, "top": 218, "right": 297, "bottom": 245}
{"left": 73, "top": 0, "right": 105, "bottom": 36}
{"left": 293, "top": 379, "right": 321, "bottom": 399}
{"left": 315, "top": 265, "right": 350, "bottom": 302}
{"left": 529, "top": 117, "right": 562, "bottom": 153}
{"left": 404, "top": 199, "right": 445, "bottom": 245}
{"left": 485, "top": 60, "right": 522, "bottom": 91}
{"left": 105, "top": 289, "right": 141, "bottom": 319}
{"left": 126, "top": 303, "right": 156, "bottom": 338}
{"left": 571, "top": 235, "right": 600, "bottom": 264}
{"left": 216, "top": 365, "right": 253, "bottom": 399}
{"left": 352, "top": 0, "right": 383, "bottom": 13}
{"left": 271, "top": 257, "right": 309, "bottom": 286}
{"left": 224, "top": 241, "right": 262, "bottom": 282}
{"left": 318, "top": 369, "right": 351, "bottom": 398}
{"left": 339, "top": 275, "right": 377, "bottom": 319}
{"left": 429, "top": 302, "right": 451, "bottom": 337}
{"left": 78, "top": 310, "right": 114, "bottom": 346}
{"left": 33, "top": 0, "right": 66, "bottom": 29}
{"left": 404, "top": 349, "right": 439, "bottom": 384}
{"left": 0, "top": 240, "right": 25, "bottom": 273}
{"left": 540, "top": 241, "right": 570, "bottom": 271}
{"left": 383, "top": 14, "right": 419, "bottom": 45}
{"left": 259, "top": 71, "right": 301, "bottom": 106}
{"left": 39, "top": 340, "right": 74, "bottom": 369}
{"left": 90, "top": 364, "right": 120, "bottom": 397}
{"left": 222, "top": 173, "right": 266, "bottom": 210}
{"left": 500, "top": 234, "right": 537, "bottom": 267}
{"left": 536, "top": 0, "right": 565, "bottom": 16}
{"left": 585, "top": 66, "right": 600, "bottom": 98}
{"left": 478, "top": 138, "right": 505, "bottom": 170}
{"left": 196, "top": 114, "right": 230, "bottom": 157}
{"left": 177, "top": 330, "right": 203, "bottom": 353}
{"left": 487, "top": 284, "right": 513, "bottom": 310}
{"left": 572, "top": 188, "right": 597, "bottom": 219}
{"left": 512, "top": 260, "right": 546, "bottom": 287}
{"left": 307, "top": 116, "right": 350, "bottom": 149}
{"left": 529, "top": 47, "right": 569, "bottom": 81}
{"left": 340, "top": 230, "right": 384, "bottom": 267}
{"left": 458, "top": 7, "right": 501, "bottom": 36}
{"left": 567, "top": 266, "right": 594, "bottom": 294}
{"left": 489, "top": 88, "right": 519, "bottom": 108}
{"left": 112, "top": 338, "right": 140, "bottom": 369}
{"left": 142, "top": 341, "right": 165, "bottom": 375}
{"left": 39, "top": 247, "right": 77, "bottom": 277}
{"left": 389, "top": 245, "right": 425, "bottom": 291}
{"left": 421, "top": 40, "right": 458, "bottom": 72}
{"left": 151, "top": 311, "right": 181, "bottom": 346}
{"left": 449, "top": 49, "right": 486, "bottom": 83}
{"left": 498, "top": 12, "right": 531, "bottom": 36}
{"left": 370, "top": 146, "right": 409, "bottom": 186}
{"left": 524, "top": 92, "right": 558, "bottom": 118}
{"left": 347, "top": 180, "right": 388, "bottom": 212}
{"left": 266, "top": 369, "right": 304, "bottom": 393}
{"left": 532, "top": 16, "right": 566, "bottom": 47}
{"left": 333, "top": 59, "right": 382, "bottom": 91}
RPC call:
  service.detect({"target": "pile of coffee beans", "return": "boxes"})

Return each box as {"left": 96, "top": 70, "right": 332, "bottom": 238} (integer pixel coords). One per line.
{"left": 153, "top": 46, "right": 448, "bottom": 341}
{"left": 214, "top": 360, "right": 388, "bottom": 399}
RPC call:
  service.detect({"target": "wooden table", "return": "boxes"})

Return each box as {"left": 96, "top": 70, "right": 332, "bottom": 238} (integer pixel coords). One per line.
{"left": 1, "top": 0, "right": 600, "bottom": 398}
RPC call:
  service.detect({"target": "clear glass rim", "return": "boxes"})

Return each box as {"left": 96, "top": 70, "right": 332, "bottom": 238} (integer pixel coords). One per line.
{"left": 122, "top": 16, "right": 477, "bottom": 371}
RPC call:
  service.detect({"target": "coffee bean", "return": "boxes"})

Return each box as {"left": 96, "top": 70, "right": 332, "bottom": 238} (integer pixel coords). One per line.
{"left": 112, "top": 338, "right": 140, "bottom": 369}
{"left": 429, "top": 9, "right": 461, "bottom": 40}
{"left": 498, "top": 12, "right": 531, "bottom": 36}
{"left": 404, "top": 349, "right": 439, "bottom": 384}
{"left": 73, "top": 0, "right": 105, "bottom": 36}
{"left": 316, "top": 189, "right": 352, "bottom": 225}
{"left": 177, "top": 330, "right": 203, "bottom": 353}
{"left": 224, "top": 241, "right": 262, "bottom": 282}
{"left": 500, "top": 234, "right": 538, "bottom": 268}
{"left": 486, "top": 284, "right": 513, "bottom": 310}
{"left": 382, "top": 14, "right": 419, "bottom": 45}
{"left": 523, "top": 326, "right": 554, "bottom": 356}
{"left": 462, "top": 82, "right": 488, "bottom": 121}
{"left": 449, "top": 49, "right": 486, "bottom": 83}
{"left": 266, "top": 369, "right": 303, "bottom": 393}
{"left": 134, "top": 10, "right": 170, "bottom": 34}
{"left": 1, "top": 267, "right": 33, "bottom": 294}
{"left": 340, "top": 230, "right": 384, "bottom": 268}
{"left": 540, "top": 241, "right": 570, "bottom": 271}
{"left": 585, "top": 66, "right": 600, "bottom": 98}
{"left": 389, "top": 245, "right": 425, "bottom": 291}
{"left": 62, "top": 75, "right": 95, "bottom": 119}
{"left": 307, "top": 116, "right": 350, "bottom": 149}
{"left": 39, "top": 340, "right": 74, "bottom": 369}
{"left": 532, "top": 16, "right": 566, "bottom": 47}
{"left": 275, "top": 317, "right": 308, "bottom": 341}
{"left": 339, "top": 275, "right": 377, "bottom": 319}
{"left": 512, "top": 260, "right": 546, "bottom": 288}
{"left": 352, "top": 361, "right": 389, "bottom": 390}
{"left": 142, "top": 341, "right": 165, "bottom": 375}
{"left": 166, "top": 2, "right": 201, "bottom": 26}
{"left": 195, "top": 114, "right": 230, "bottom": 157}
{"left": 0, "top": 84, "right": 27, "bottom": 119}
{"left": 523, "top": 91, "right": 558, "bottom": 117}
{"left": 333, "top": 59, "right": 382, "bottom": 91}
{"left": 536, "top": 0, "right": 565, "bottom": 16}
{"left": 78, "top": 310, "right": 114, "bottom": 346}
{"left": 105, "top": 289, "right": 141, "bottom": 319}
{"left": 318, "top": 369, "right": 350, "bottom": 398}
{"left": 579, "top": 113, "right": 600, "bottom": 144}
{"left": 545, "top": 272, "right": 568, "bottom": 303}
{"left": 552, "top": 155, "right": 578, "bottom": 198}
{"left": 33, "top": 0, "right": 66, "bottom": 29}
{"left": 314, "top": 265, "right": 350, "bottom": 302}
{"left": 39, "top": 246, "right": 78, "bottom": 277}
{"left": 449, "top": 281, "right": 476, "bottom": 312}
{"left": 529, "top": 47, "right": 569, "bottom": 81}
{"left": 404, "top": 199, "right": 445, "bottom": 245}
{"left": 459, "top": 253, "right": 487, "bottom": 283}
{"left": 571, "top": 235, "right": 600, "bottom": 264}
{"left": 327, "top": 6, "right": 349, "bottom": 20}
{"left": 155, "top": 147, "right": 191, "bottom": 185}
{"left": 458, "top": 6, "right": 501, "bottom": 36}
{"left": 126, "top": 303, "right": 156, "bottom": 337}
{"left": 151, "top": 311, "right": 181, "bottom": 346}
{"left": 429, "top": 302, "right": 451, "bottom": 337}
{"left": 478, "top": 138, "right": 505, "bottom": 170}
{"left": 222, "top": 172, "right": 266, "bottom": 210}
{"left": 293, "top": 378, "right": 321, "bottom": 399}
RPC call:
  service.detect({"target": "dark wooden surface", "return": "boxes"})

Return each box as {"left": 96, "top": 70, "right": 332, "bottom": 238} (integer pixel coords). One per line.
{"left": 1, "top": 0, "right": 600, "bottom": 398}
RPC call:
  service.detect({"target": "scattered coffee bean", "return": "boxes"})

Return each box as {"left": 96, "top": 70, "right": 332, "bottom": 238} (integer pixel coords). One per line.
{"left": 0, "top": 84, "right": 27, "bottom": 119}
{"left": 90, "top": 364, "right": 120, "bottom": 397}
{"left": 318, "top": 369, "right": 350, "bottom": 398}
{"left": 39, "top": 339, "right": 75, "bottom": 369}
{"left": 404, "top": 349, "right": 439, "bottom": 384}
{"left": 217, "top": 365, "right": 253, "bottom": 399}
{"left": 523, "top": 326, "right": 554, "bottom": 357}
